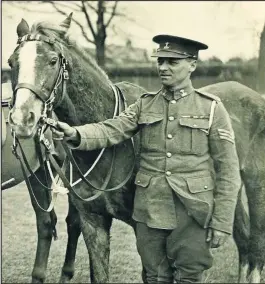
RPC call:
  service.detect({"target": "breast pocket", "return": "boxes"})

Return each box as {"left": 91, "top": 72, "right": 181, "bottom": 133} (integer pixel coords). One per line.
{"left": 138, "top": 113, "right": 164, "bottom": 149}
{"left": 177, "top": 117, "right": 209, "bottom": 155}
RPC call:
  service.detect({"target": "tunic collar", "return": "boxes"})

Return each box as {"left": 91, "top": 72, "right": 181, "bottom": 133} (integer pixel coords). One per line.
{"left": 161, "top": 81, "right": 194, "bottom": 101}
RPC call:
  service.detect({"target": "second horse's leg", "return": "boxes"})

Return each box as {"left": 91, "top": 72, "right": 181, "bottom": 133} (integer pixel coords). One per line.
{"left": 60, "top": 198, "right": 81, "bottom": 283}
{"left": 80, "top": 213, "right": 112, "bottom": 283}
{"left": 28, "top": 168, "right": 56, "bottom": 283}
{"left": 233, "top": 184, "right": 250, "bottom": 283}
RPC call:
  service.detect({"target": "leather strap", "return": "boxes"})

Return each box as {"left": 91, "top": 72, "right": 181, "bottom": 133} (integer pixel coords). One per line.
{"left": 15, "top": 83, "right": 47, "bottom": 102}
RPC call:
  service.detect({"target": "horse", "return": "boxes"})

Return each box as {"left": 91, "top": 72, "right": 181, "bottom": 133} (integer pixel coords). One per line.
{"left": 2, "top": 82, "right": 64, "bottom": 189}
{"left": 1, "top": 82, "right": 80, "bottom": 283}
{"left": 7, "top": 13, "right": 265, "bottom": 283}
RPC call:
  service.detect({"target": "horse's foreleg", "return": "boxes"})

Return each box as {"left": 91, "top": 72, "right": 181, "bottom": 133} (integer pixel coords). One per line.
{"left": 27, "top": 168, "right": 56, "bottom": 283}
{"left": 80, "top": 212, "right": 112, "bottom": 283}
{"left": 233, "top": 184, "right": 250, "bottom": 283}
{"left": 60, "top": 198, "right": 81, "bottom": 283}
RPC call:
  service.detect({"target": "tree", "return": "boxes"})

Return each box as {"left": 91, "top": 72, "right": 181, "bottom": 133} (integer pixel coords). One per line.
{"left": 205, "top": 56, "right": 223, "bottom": 65}
{"left": 257, "top": 23, "right": 265, "bottom": 94}
{"left": 13, "top": 1, "right": 139, "bottom": 67}
{"left": 226, "top": 57, "right": 244, "bottom": 64}
{"left": 46, "top": 0, "right": 120, "bottom": 67}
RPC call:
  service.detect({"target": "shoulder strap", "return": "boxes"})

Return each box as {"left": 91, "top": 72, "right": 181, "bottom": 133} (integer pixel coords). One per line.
{"left": 208, "top": 100, "right": 217, "bottom": 131}
{"left": 195, "top": 89, "right": 221, "bottom": 102}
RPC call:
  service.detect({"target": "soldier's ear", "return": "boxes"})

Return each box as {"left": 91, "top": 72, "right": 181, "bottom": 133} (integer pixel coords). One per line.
{"left": 189, "top": 59, "right": 197, "bottom": 73}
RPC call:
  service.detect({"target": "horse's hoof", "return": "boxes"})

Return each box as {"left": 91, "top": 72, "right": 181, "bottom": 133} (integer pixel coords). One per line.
{"left": 31, "top": 277, "right": 44, "bottom": 283}
{"left": 59, "top": 272, "right": 73, "bottom": 283}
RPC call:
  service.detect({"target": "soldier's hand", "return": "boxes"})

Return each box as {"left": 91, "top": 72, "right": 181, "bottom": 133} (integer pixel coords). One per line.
{"left": 51, "top": 121, "right": 78, "bottom": 142}
{"left": 206, "top": 228, "right": 230, "bottom": 248}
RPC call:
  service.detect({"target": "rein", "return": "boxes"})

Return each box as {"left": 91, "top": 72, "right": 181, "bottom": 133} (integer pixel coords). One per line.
{"left": 44, "top": 85, "right": 136, "bottom": 202}
{"left": 10, "top": 33, "right": 136, "bottom": 208}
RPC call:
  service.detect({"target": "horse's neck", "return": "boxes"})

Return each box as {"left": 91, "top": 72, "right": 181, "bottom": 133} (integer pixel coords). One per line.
{"left": 56, "top": 61, "right": 115, "bottom": 126}
{"left": 55, "top": 95, "right": 80, "bottom": 126}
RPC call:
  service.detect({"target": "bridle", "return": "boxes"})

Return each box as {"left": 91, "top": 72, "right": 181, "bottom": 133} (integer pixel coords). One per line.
{"left": 9, "top": 33, "right": 136, "bottom": 217}
{"left": 10, "top": 34, "right": 69, "bottom": 122}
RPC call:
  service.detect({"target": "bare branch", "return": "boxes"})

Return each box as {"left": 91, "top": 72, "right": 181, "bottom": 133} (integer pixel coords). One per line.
{"left": 105, "top": 1, "right": 118, "bottom": 28}
{"left": 84, "top": 1, "right": 97, "bottom": 13}
{"left": 81, "top": 0, "right": 96, "bottom": 39}
{"left": 74, "top": 19, "right": 96, "bottom": 45}
{"left": 48, "top": 2, "right": 95, "bottom": 45}
{"left": 39, "top": 1, "right": 82, "bottom": 12}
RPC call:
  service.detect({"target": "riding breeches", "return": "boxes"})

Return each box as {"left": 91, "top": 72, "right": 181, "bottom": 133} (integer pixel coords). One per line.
{"left": 135, "top": 196, "right": 213, "bottom": 283}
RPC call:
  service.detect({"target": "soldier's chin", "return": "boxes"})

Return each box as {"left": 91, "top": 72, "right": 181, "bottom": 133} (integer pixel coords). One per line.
{"left": 160, "top": 77, "right": 172, "bottom": 86}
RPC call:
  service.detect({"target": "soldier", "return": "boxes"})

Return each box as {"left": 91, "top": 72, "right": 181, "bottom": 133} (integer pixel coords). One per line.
{"left": 52, "top": 35, "right": 241, "bottom": 283}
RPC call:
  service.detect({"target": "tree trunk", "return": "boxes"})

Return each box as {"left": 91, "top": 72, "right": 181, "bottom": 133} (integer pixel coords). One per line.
{"left": 96, "top": 0, "right": 106, "bottom": 67}
{"left": 96, "top": 41, "right": 105, "bottom": 67}
{"left": 257, "top": 23, "right": 265, "bottom": 94}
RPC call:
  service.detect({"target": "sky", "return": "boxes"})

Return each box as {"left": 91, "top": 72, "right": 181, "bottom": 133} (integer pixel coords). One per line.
{"left": 2, "top": 1, "right": 265, "bottom": 68}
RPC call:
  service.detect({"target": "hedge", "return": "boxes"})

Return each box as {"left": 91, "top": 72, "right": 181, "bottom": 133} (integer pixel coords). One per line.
{"left": 104, "top": 63, "right": 257, "bottom": 78}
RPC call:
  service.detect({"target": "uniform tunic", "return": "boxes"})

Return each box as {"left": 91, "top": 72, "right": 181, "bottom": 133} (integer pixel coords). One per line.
{"left": 72, "top": 83, "right": 241, "bottom": 234}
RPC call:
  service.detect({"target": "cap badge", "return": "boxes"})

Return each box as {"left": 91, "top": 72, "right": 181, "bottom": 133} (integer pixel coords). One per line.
{"left": 164, "top": 42, "right": 170, "bottom": 49}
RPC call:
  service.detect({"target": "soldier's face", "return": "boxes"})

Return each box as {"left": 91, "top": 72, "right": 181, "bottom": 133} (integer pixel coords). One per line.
{"left": 157, "top": 57, "right": 196, "bottom": 87}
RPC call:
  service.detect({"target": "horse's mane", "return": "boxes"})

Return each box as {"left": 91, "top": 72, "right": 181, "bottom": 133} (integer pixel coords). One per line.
{"left": 30, "top": 21, "right": 111, "bottom": 83}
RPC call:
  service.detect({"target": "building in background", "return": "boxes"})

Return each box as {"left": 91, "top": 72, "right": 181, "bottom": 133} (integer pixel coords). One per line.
{"left": 85, "top": 40, "right": 150, "bottom": 66}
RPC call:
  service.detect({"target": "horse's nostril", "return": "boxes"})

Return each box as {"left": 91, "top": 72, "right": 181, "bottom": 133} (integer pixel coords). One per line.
{"left": 27, "top": 112, "right": 35, "bottom": 126}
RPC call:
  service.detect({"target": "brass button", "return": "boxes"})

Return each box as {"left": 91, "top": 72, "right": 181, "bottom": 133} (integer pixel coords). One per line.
{"left": 168, "top": 116, "right": 175, "bottom": 121}
{"left": 137, "top": 180, "right": 141, "bottom": 183}
{"left": 171, "top": 100, "right": 176, "bottom": 104}
{"left": 167, "top": 134, "right": 173, "bottom": 139}
{"left": 193, "top": 124, "right": 197, "bottom": 127}
{"left": 166, "top": 152, "right": 172, "bottom": 158}
{"left": 166, "top": 171, "right": 172, "bottom": 176}
{"left": 204, "top": 185, "right": 208, "bottom": 189}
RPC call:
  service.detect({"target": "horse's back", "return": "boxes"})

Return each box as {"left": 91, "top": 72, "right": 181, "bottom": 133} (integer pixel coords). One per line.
{"left": 200, "top": 81, "right": 265, "bottom": 129}
{"left": 200, "top": 81, "right": 263, "bottom": 105}
{"left": 116, "top": 81, "right": 147, "bottom": 106}
{"left": 201, "top": 81, "right": 265, "bottom": 167}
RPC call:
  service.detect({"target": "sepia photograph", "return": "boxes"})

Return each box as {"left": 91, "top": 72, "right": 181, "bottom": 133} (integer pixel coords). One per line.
{"left": 1, "top": 1, "right": 265, "bottom": 283}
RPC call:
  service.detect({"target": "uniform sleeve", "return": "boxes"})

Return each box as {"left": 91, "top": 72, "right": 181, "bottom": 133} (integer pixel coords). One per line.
{"left": 208, "top": 101, "right": 241, "bottom": 234}
{"left": 68, "top": 98, "right": 141, "bottom": 151}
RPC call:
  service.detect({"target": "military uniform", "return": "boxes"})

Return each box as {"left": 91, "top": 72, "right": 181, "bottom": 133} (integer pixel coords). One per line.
{"left": 68, "top": 35, "right": 241, "bottom": 283}
{"left": 73, "top": 84, "right": 240, "bottom": 233}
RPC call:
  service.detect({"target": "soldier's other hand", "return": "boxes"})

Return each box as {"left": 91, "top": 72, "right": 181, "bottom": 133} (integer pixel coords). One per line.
{"left": 51, "top": 121, "right": 78, "bottom": 142}
{"left": 206, "top": 228, "right": 230, "bottom": 248}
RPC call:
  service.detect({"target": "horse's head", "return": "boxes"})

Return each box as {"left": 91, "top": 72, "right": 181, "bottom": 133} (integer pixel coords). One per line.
{"left": 8, "top": 13, "right": 73, "bottom": 138}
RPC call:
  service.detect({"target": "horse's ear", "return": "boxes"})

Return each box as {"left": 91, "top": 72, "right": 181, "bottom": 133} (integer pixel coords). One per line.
{"left": 59, "top": 12, "right": 73, "bottom": 36}
{"left": 17, "top": 18, "right": 30, "bottom": 38}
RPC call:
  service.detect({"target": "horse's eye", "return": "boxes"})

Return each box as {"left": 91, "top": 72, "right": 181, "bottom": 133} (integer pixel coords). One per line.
{"left": 50, "top": 57, "right": 58, "bottom": 65}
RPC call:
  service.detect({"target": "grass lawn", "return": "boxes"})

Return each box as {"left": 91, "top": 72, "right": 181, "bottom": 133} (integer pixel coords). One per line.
{"left": 2, "top": 182, "right": 265, "bottom": 283}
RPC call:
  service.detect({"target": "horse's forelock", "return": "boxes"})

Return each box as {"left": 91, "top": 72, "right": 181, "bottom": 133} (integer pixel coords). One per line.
{"left": 30, "top": 21, "right": 69, "bottom": 44}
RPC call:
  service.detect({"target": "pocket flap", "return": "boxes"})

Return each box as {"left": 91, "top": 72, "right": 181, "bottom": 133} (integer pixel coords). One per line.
{"left": 179, "top": 117, "right": 209, "bottom": 129}
{"left": 186, "top": 175, "right": 214, "bottom": 193}
{"left": 138, "top": 113, "right": 163, "bottom": 125}
{"left": 134, "top": 171, "right": 152, "bottom": 187}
